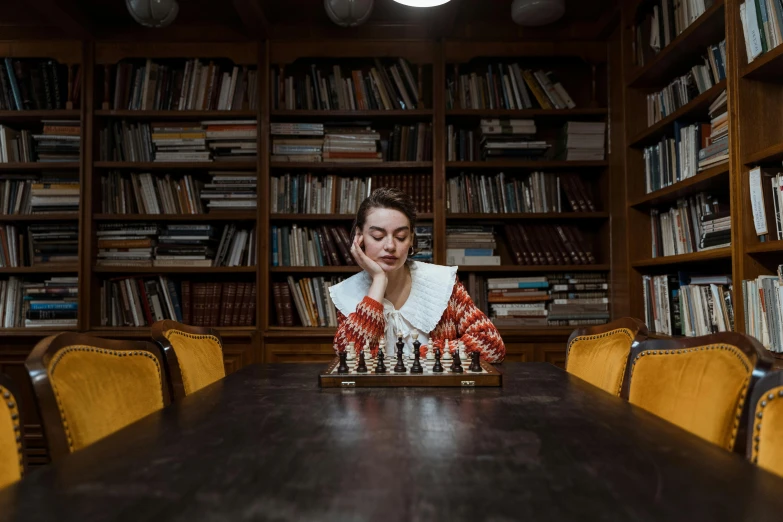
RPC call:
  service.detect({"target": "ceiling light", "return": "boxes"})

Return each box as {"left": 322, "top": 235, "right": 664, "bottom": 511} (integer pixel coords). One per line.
{"left": 393, "top": 0, "right": 452, "bottom": 7}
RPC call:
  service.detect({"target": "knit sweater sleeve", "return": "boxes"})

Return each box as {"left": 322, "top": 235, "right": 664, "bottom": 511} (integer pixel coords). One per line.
{"left": 333, "top": 296, "right": 386, "bottom": 356}
{"left": 430, "top": 281, "right": 506, "bottom": 363}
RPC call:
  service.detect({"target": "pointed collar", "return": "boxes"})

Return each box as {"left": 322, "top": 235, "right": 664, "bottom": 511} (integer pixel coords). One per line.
{"left": 328, "top": 261, "right": 458, "bottom": 334}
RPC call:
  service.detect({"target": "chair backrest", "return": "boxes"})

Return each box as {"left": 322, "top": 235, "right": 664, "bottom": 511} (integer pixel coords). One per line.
{"left": 624, "top": 332, "right": 774, "bottom": 453}
{"left": 565, "top": 317, "right": 648, "bottom": 396}
{"left": 0, "top": 372, "right": 25, "bottom": 490}
{"left": 747, "top": 369, "right": 783, "bottom": 477}
{"left": 151, "top": 319, "right": 226, "bottom": 401}
{"left": 25, "top": 333, "right": 170, "bottom": 461}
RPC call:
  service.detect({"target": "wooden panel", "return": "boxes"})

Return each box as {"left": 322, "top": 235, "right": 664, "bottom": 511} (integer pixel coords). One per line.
{"left": 264, "top": 341, "right": 336, "bottom": 364}
{"left": 535, "top": 344, "right": 568, "bottom": 369}
{"left": 222, "top": 341, "right": 255, "bottom": 375}
{"left": 502, "top": 343, "right": 536, "bottom": 363}
{"left": 95, "top": 42, "right": 257, "bottom": 64}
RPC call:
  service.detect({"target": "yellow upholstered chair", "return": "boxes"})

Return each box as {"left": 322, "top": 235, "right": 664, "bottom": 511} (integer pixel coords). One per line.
{"left": 747, "top": 370, "right": 783, "bottom": 477}
{"left": 565, "top": 317, "right": 648, "bottom": 396}
{"left": 0, "top": 372, "right": 25, "bottom": 489}
{"left": 25, "top": 333, "right": 170, "bottom": 460}
{"left": 625, "top": 332, "right": 773, "bottom": 453}
{"left": 151, "top": 320, "right": 226, "bottom": 401}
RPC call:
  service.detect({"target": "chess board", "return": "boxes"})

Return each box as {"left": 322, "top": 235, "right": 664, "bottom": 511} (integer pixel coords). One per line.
{"left": 319, "top": 355, "right": 502, "bottom": 388}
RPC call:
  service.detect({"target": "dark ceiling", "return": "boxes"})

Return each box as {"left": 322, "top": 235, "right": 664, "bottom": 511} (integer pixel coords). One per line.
{"left": 0, "top": 0, "right": 619, "bottom": 41}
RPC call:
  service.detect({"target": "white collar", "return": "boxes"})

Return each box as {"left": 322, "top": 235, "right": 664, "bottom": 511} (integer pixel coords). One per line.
{"left": 328, "top": 261, "right": 458, "bottom": 334}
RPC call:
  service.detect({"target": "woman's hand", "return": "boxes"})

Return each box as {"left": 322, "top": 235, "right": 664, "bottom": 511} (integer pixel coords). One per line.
{"left": 352, "top": 233, "right": 386, "bottom": 282}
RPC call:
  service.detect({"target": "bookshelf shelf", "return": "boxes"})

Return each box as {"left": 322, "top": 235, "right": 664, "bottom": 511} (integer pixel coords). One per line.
{"left": 92, "top": 266, "right": 257, "bottom": 274}
{"left": 0, "top": 328, "right": 79, "bottom": 338}
{"left": 0, "top": 163, "right": 80, "bottom": 170}
{"left": 626, "top": 0, "right": 726, "bottom": 88}
{"left": 497, "top": 327, "right": 574, "bottom": 336}
{"left": 269, "top": 161, "right": 432, "bottom": 170}
{"left": 270, "top": 213, "right": 434, "bottom": 221}
{"left": 628, "top": 164, "right": 730, "bottom": 209}
{"left": 446, "top": 212, "right": 609, "bottom": 220}
{"left": 0, "top": 213, "right": 80, "bottom": 222}
{"left": 744, "top": 141, "right": 783, "bottom": 166}
{"left": 0, "top": 265, "right": 79, "bottom": 274}
{"left": 88, "top": 327, "right": 256, "bottom": 339}
{"left": 95, "top": 110, "right": 258, "bottom": 119}
{"left": 94, "top": 161, "right": 257, "bottom": 170}
{"left": 93, "top": 212, "right": 257, "bottom": 221}
{"left": 628, "top": 80, "right": 726, "bottom": 148}
{"left": 630, "top": 248, "right": 732, "bottom": 268}
{"left": 445, "top": 108, "right": 608, "bottom": 118}
{"left": 0, "top": 110, "right": 81, "bottom": 121}
{"left": 446, "top": 161, "right": 608, "bottom": 169}
{"left": 742, "top": 43, "right": 783, "bottom": 81}
{"left": 456, "top": 264, "right": 611, "bottom": 272}
{"left": 271, "top": 110, "right": 433, "bottom": 119}
{"left": 746, "top": 241, "right": 783, "bottom": 255}
{"left": 269, "top": 266, "right": 360, "bottom": 273}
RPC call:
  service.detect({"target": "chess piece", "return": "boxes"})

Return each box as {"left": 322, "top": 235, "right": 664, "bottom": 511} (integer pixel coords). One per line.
{"left": 442, "top": 340, "right": 452, "bottom": 361}
{"left": 394, "top": 334, "right": 407, "bottom": 373}
{"left": 346, "top": 341, "right": 356, "bottom": 361}
{"left": 411, "top": 330, "right": 423, "bottom": 374}
{"left": 458, "top": 341, "right": 467, "bottom": 361}
{"left": 375, "top": 338, "right": 387, "bottom": 374}
{"left": 469, "top": 350, "right": 482, "bottom": 373}
{"left": 337, "top": 349, "right": 350, "bottom": 374}
{"left": 425, "top": 344, "right": 435, "bottom": 361}
{"left": 451, "top": 346, "right": 463, "bottom": 374}
{"left": 432, "top": 346, "right": 444, "bottom": 373}
{"left": 357, "top": 341, "right": 368, "bottom": 373}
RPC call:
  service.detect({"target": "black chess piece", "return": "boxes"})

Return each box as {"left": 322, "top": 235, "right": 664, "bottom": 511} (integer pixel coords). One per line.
{"left": 469, "top": 351, "right": 482, "bottom": 373}
{"left": 357, "top": 349, "right": 368, "bottom": 373}
{"left": 451, "top": 349, "right": 463, "bottom": 374}
{"left": 375, "top": 341, "right": 387, "bottom": 374}
{"left": 337, "top": 350, "right": 349, "bottom": 374}
{"left": 394, "top": 335, "right": 407, "bottom": 373}
{"left": 411, "top": 336, "right": 423, "bottom": 374}
{"left": 432, "top": 347, "right": 444, "bottom": 373}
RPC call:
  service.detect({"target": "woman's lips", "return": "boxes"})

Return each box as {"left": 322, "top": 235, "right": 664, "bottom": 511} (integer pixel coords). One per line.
{"left": 381, "top": 256, "right": 398, "bottom": 261}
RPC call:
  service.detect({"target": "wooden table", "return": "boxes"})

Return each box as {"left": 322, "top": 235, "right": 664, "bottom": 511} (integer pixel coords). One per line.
{"left": 1, "top": 363, "right": 783, "bottom": 521}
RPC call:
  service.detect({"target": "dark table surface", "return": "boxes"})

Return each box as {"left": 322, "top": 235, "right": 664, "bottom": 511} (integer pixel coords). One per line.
{"left": 2, "top": 362, "right": 783, "bottom": 522}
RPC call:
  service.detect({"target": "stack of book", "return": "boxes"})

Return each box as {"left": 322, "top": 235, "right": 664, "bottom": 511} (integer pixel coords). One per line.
{"left": 446, "top": 226, "right": 499, "bottom": 266}
{"left": 740, "top": 1, "right": 783, "bottom": 62}
{"left": 200, "top": 171, "right": 257, "bottom": 211}
{"left": 558, "top": 122, "right": 606, "bottom": 161}
{"left": 650, "top": 193, "right": 730, "bottom": 257}
{"left": 547, "top": 272, "right": 610, "bottom": 326}
{"left": 28, "top": 223, "right": 79, "bottom": 266}
{"left": 0, "top": 59, "right": 79, "bottom": 110}
{"left": 643, "top": 121, "right": 708, "bottom": 192}
{"left": 20, "top": 276, "right": 78, "bottom": 328}
{"left": 749, "top": 167, "right": 783, "bottom": 242}
{"left": 643, "top": 273, "right": 734, "bottom": 336}
{"left": 109, "top": 58, "right": 258, "bottom": 111}
{"left": 486, "top": 276, "right": 550, "bottom": 327}
{"left": 96, "top": 223, "right": 158, "bottom": 267}
{"left": 411, "top": 225, "right": 433, "bottom": 263}
{"left": 744, "top": 267, "right": 783, "bottom": 352}
{"left": 447, "top": 64, "right": 575, "bottom": 110}
{"left": 151, "top": 122, "right": 210, "bottom": 162}
{"left": 271, "top": 122, "right": 324, "bottom": 163}
{"left": 273, "top": 276, "right": 344, "bottom": 327}
{"left": 211, "top": 224, "right": 256, "bottom": 267}
{"left": 204, "top": 120, "right": 257, "bottom": 162}
{"left": 271, "top": 224, "right": 354, "bottom": 267}
{"left": 99, "top": 121, "right": 152, "bottom": 161}
{"left": 32, "top": 120, "right": 81, "bottom": 163}
{"left": 29, "top": 172, "right": 79, "bottom": 214}
{"left": 633, "top": 1, "right": 716, "bottom": 66}
{"left": 0, "top": 226, "right": 21, "bottom": 267}
{"left": 698, "top": 90, "right": 729, "bottom": 171}
{"left": 0, "top": 125, "right": 31, "bottom": 162}
{"left": 323, "top": 126, "right": 382, "bottom": 163}
{"left": 479, "top": 119, "right": 548, "bottom": 161}
{"left": 271, "top": 58, "right": 420, "bottom": 111}
{"left": 101, "top": 171, "right": 204, "bottom": 214}
{"left": 504, "top": 224, "right": 596, "bottom": 265}
{"left": 101, "top": 277, "right": 256, "bottom": 327}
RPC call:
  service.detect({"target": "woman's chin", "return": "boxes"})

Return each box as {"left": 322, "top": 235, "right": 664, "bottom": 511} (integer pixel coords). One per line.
{"left": 378, "top": 260, "right": 402, "bottom": 271}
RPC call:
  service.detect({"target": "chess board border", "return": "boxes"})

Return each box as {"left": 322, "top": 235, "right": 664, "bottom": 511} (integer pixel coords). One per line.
{"left": 319, "top": 358, "right": 503, "bottom": 388}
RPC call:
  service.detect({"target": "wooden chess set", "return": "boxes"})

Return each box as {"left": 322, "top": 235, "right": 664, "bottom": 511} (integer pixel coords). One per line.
{"left": 319, "top": 334, "right": 502, "bottom": 388}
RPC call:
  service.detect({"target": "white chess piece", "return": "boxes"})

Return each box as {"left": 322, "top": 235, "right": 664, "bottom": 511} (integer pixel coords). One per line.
{"left": 442, "top": 340, "right": 452, "bottom": 361}
{"left": 458, "top": 341, "right": 467, "bottom": 360}
{"left": 379, "top": 337, "right": 386, "bottom": 358}
{"left": 425, "top": 344, "right": 434, "bottom": 361}
{"left": 346, "top": 341, "right": 356, "bottom": 361}
{"left": 363, "top": 340, "right": 370, "bottom": 359}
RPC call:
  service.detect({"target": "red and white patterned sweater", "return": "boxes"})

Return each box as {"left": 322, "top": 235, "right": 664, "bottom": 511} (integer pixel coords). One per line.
{"left": 332, "top": 277, "right": 506, "bottom": 363}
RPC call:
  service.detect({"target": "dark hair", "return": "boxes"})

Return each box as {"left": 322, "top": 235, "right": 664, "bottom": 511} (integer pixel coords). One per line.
{"left": 353, "top": 187, "right": 417, "bottom": 238}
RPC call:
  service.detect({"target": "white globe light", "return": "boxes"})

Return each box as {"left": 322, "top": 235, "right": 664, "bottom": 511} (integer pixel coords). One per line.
{"left": 324, "top": 0, "right": 375, "bottom": 27}
{"left": 393, "top": 0, "right": 452, "bottom": 6}
{"left": 126, "top": 0, "right": 179, "bottom": 28}
{"left": 511, "top": 0, "right": 566, "bottom": 26}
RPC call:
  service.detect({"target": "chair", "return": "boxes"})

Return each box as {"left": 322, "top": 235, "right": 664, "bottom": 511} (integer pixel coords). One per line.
{"left": 0, "top": 372, "right": 25, "bottom": 489}
{"left": 623, "top": 332, "right": 774, "bottom": 453}
{"left": 151, "top": 320, "right": 226, "bottom": 401}
{"left": 565, "top": 317, "right": 648, "bottom": 396}
{"left": 25, "top": 333, "right": 170, "bottom": 460}
{"left": 747, "top": 370, "right": 783, "bottom": 477}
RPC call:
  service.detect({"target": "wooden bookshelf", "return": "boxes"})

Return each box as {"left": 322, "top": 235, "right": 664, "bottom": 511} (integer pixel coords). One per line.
{"left": 93, "top": 212, "right": 258, "bottom": 221}
{"left": 446, "top": 212, "right": 609, "bottom": 220}
{"left": 445, "top": 108, "right": 608, "bottom": 118}
{"left": 744, "top": 141, "right": 783, "bottom": 165}
{"left": 457, "top": 264, "right": 611, "bottom": 273}
{"left": 746, "top": 242, "right": 783, "bottom": 255}
{"left": 269, "top": 161, "right": 432, "bottom": 170}
{"left": 741, "top": 43, "right": 783, "bottom": 81}
{"left": 0, "top": 110, "right": 81, "bottom": 121}
{"left": 94, "top": 161, "right": 257, "bottom": 170}
{"left": 630, "top": 248, "right": 733, "bottom": 268}
{"left": 95, "top": 110, "right": 258, "bottom": 119}
{"left": 271, "top": 109, "right": 433, "bottom": 119}
{"left": 0, "top": 163, "right": 80, "bottom": 170}
{"left": 628, "top": 164, "right": 730, "bottom": 209}
{"left": 445, "top": 161, "right": 608, "bottom": 169}
{"left": 0, "top": 213, "right": 80, "bottom": 222}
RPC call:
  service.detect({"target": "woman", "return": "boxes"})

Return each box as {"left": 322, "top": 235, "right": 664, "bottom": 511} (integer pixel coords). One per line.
{"left": 329, "top": 187, "right": 505, "bottom": 363}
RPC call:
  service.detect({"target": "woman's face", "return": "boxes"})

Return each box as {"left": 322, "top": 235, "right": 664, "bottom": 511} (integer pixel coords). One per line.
{"left": 360, "top": 208, "right": 413, "bottom": 272}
